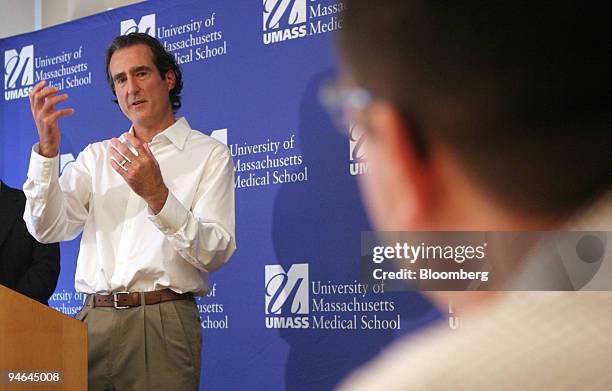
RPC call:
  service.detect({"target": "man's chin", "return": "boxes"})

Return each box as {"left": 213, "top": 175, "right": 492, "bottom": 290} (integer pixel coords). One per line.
{"left": 128, "top": 112, "right": 151, "bottom": 127}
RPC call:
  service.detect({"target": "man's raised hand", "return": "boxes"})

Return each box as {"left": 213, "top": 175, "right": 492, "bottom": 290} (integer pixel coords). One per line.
{"left": 29, "top": 80, "right": 75, "bottom": 158}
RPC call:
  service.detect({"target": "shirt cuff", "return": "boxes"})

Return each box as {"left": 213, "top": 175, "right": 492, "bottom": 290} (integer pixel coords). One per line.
{"left": 27, "top": 143, "right": 59, "bottom": 184}
{"left": 147, "top": 191, "right": 189, "bottom": 235}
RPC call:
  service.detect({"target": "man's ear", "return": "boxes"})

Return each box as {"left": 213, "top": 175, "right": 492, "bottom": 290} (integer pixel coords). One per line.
{"left": 164, "top": 70, "right": 176, "bottom": 91}
{"left": 367, "top": 102, "right": 433, "bottom": 228}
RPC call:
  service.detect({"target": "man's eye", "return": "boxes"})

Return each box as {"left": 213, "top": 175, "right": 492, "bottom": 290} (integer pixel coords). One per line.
{"left": 115, "top": 78, "right": 126, "bottom": 85}
{"left": 137, "top": 71, "right": 148, "bottom": 78}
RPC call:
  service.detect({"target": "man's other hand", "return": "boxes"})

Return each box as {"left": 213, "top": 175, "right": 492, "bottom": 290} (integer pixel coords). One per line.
{"left": 29, "top": 80, "right": 75, "bottom": 158}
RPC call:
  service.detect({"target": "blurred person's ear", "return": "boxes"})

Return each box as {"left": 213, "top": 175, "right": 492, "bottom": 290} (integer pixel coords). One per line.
{"left": 358, "top": 102, "right": 434, "bottom": 231}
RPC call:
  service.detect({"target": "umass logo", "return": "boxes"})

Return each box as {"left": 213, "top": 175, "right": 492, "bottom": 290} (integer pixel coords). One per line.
{"left": 4, "top": 45, "right": 34, "bottom": 101}
{"left": 349, "top": 124, "right": 368, "bottom": 176}
{"left": 120, "top": 14, "right": 156, "bottom": 37}
{"left": 262, "top": 0, "right": 307, "bottom": 45}
{"left": 264, "top": 264, "right": 310, "bottom": 328}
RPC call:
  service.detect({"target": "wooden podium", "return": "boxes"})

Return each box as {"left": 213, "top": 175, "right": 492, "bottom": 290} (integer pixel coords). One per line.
{"left": 0, "top": 285, "right": 87, "bottom": 390}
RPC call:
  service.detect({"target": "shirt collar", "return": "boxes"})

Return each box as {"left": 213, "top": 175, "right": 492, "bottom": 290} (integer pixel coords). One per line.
{"left": 127, "top": 117, "right": 191, "bottom": 151}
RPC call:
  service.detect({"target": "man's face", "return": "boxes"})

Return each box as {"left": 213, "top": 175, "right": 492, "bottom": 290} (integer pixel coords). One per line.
{"left": 108, "top": 44, "right": 174, "bottom": 129}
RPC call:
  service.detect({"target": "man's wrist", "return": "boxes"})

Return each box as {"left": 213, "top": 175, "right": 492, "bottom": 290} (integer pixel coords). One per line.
{"left": 147, "top": 186, "right": 169, "bottom": 215}
{"left": 38, "top": 143, "right": 59, "bottom": 158}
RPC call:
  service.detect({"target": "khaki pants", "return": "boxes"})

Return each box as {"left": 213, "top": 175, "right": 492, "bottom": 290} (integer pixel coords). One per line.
{"left": 75, "top": 294, "right": 202, "bottom": 391}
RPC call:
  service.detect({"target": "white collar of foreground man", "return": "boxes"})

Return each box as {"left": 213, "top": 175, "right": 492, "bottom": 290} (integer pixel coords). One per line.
{"left": 121, "top": 116, "right": 192, "bottom": 151}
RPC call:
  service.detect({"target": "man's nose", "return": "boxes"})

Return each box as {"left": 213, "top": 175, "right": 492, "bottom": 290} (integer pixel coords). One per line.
{"left": 126, "top": 76, "right": 140, "bottom": 95}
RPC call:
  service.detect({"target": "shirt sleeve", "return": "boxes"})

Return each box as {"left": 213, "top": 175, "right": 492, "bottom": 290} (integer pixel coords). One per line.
{"left": 22, "top": 143, "right": 92, "bottom": 243}
{"left": 147, "top": 146, "right": 236, "bottom": 272}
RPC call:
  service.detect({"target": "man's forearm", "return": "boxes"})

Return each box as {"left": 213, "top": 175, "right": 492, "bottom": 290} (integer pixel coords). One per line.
{"left": 23, "top": 145, "right": 90, "bottom": 243}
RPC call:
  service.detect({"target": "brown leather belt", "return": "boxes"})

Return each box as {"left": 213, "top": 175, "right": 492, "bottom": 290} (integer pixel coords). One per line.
{"left": 91, "top": 289, "right": 193, "bottom": 309}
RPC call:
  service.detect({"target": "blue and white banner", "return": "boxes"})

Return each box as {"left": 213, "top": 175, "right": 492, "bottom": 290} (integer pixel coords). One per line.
{"left": 0, "top": 1, "right": 439, "bottom": 389}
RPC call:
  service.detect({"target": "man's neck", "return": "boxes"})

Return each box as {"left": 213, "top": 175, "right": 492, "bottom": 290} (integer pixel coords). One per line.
{"left": 133, "top": 115, "right": 177, "bottom": 143}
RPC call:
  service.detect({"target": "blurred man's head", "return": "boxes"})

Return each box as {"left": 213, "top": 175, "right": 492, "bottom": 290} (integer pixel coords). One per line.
{"left": 338, "top": 2, "right": 611, "bottom": 231}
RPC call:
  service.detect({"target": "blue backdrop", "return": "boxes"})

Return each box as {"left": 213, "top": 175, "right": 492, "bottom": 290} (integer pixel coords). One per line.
{"left": 1, "top": 1, "right": 439, "bottom": 389}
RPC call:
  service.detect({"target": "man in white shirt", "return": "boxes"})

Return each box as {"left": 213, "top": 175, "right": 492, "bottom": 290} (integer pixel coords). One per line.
{"left": 23, "top": 32, "right": 235, "bottom": 391}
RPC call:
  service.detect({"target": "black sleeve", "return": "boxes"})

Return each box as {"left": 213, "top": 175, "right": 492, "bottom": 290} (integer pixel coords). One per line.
{"left": 14, "top": 238, "right": 60, "bottom": 305}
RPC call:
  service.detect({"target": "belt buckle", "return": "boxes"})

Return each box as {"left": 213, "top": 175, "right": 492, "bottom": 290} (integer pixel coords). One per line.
{"left": 113, "top": 291, "right": 130, "bottom": 309}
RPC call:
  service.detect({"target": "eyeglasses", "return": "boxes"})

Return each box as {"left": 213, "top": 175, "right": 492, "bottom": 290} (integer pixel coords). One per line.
{"left": 319, "top": 79, "right": 374, "bottom": 137}
{"left": 320, "top": 79, "right": 429, "bottom": 159}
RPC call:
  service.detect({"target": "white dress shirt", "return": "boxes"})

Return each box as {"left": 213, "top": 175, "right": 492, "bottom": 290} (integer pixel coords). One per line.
{"left": 23, "top": 117, "right": 236, "bottom": 295}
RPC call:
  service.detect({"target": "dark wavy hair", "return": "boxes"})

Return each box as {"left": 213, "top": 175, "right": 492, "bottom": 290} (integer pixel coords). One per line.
{"left": 105, "top": 32, "right": 183, "bottom": 113}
